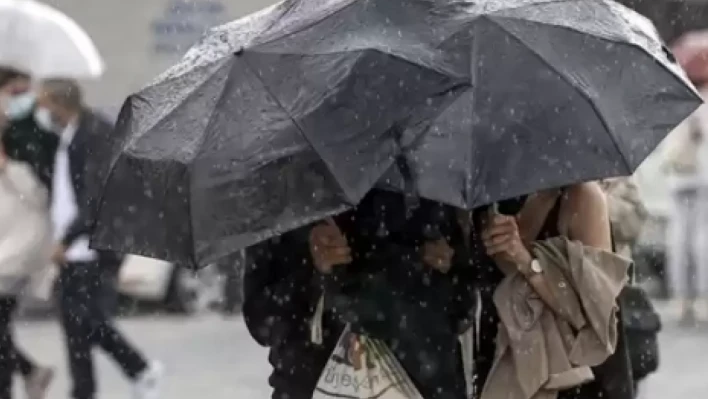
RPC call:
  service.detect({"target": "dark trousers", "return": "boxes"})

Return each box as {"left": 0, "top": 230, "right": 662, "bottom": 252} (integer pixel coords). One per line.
{"left": 0, "top": 296, "right": 35, "bottom": 399}
{"left": 219, "top": 256, "right": 243, "bottom": 313}
{"left": 58, "top": 261, "right": 147, "bottom": 399}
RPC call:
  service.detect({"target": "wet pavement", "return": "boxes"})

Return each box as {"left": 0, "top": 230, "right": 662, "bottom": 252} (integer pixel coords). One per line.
{"left": 13, "top": 305, "right": 708, "bottom": 399}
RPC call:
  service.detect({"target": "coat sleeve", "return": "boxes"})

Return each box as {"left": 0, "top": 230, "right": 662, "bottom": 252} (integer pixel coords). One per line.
{"left": 0, "top": 161, "right": 49, "bottom": 210}
{"left": 242, "top": 228, "right": 325, "bottom": 347}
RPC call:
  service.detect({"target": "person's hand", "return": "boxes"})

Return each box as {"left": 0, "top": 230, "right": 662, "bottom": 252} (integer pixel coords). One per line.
{"left": 51, "top": 244, "right": 67, "bottom": 265}
{"left": 309, "top": 218, "right": 352, "bottom": 274}
{"left": 482, "top": 214, "right": 533, "bottom": 270}
{"left": 422, "top": 238, "right": 454, "bottom": 273}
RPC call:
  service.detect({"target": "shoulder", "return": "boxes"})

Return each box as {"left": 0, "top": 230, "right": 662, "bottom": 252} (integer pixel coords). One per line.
{"left": 80, "top": 110, "right": 112, "bottom": 135}
{"left": 5, "top": 160, "right": 35, "bottom": 180}
{"left": 564, "top": 182, "right": 607, "bottom": 211}
{"left": 558, "top": 182, "right": 608, "bottom": 234}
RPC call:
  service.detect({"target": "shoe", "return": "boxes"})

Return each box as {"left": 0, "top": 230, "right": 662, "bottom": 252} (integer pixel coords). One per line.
{"left": 24, "top": 366, "right": 54, "bottom": 399}
{"left": 133, "top": 361, "right": 164, "bottom": 399}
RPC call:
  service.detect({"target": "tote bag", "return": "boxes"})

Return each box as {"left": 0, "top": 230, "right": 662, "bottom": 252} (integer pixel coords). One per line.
{"left": 311, "top": 296, "right": 424, "bottom": 399}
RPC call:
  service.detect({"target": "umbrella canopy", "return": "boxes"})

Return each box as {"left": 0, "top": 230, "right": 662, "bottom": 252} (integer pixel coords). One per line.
{"left": 91, "top": 0, "right": 470, "bottom": 265}
{"left": 0, "top": 0, "right": 104, "bottom": 79}
{"left": 379, "top": 0, "right": 701, "bottom": 209}
{"left": 92, "top": 0, "right": 700, "bottom": 266}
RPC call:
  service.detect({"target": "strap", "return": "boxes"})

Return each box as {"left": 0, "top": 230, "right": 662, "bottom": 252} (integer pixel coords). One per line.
{"left": 310, "top": 294, "right": 325, "bottom": 345}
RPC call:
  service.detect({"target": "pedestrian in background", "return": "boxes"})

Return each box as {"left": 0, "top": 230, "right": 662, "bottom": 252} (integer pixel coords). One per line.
{"left": 0, "top": 145, "right": 55, "bottom": 399}
{"left": 662, "top": 33, "right": 708, "bottom": 326}
{"left": 662, "top": 108, "right": 708, "bottom": 325}
{"left": 0, "top": 69, "right": 57, "bottom": 399}
{"left": 34, "top": 79, "right": 163, "bottom": 399}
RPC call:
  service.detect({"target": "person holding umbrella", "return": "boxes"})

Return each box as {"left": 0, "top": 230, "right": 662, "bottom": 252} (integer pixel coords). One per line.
{"left": 474, "top": 184, "right": 634, "bottom": 399}
{"left": 244, "top": 189, "right": 475, "bottom": 399}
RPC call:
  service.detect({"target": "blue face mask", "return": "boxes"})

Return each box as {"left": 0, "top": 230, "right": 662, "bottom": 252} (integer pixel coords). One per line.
{"left": 2, "top": 92, "right": 36, "bottom": 121}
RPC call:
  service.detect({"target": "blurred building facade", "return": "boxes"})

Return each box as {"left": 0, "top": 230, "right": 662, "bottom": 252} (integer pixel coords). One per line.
{"left": 44, "top": 0, "right": 276, "bottom": 115}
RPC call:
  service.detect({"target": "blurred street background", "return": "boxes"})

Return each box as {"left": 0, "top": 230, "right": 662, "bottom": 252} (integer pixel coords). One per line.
{"left": 10, "top": 306, "right": 708, "bottom": 399}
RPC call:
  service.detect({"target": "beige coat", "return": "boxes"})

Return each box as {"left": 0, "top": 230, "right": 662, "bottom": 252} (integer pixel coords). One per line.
{"left": 0, "top": 160, "right": 55, "bottom": 299}
{"left": 481, "top": 237, "right": 630, "bottom": 399}
{"left": 601, "top": 177, "right": 648, "bottom": 257}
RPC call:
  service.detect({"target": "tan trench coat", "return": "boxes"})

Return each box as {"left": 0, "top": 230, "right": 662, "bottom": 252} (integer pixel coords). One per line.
{"left": 481, "top": 237, "right": 630, "bottom": 399}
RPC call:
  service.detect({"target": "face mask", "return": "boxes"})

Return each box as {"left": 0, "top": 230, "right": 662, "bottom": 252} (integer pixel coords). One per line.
{"left": 1, "top": 92, "right": 35, "bottom": 121}
{"left": 33, "top": 107, "right": 59, "bottom": 132}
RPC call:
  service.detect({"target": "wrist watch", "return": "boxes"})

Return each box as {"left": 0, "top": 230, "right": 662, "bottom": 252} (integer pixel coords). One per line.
{"left": 520, "top": 258, "right": 543, "bottom": 276}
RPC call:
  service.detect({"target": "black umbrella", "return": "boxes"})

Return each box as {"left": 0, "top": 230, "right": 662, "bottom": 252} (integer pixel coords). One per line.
{"left": 379, "top": 0, "right": 702, "bottom": 210}
{"left": 90, "top": 0, "right": 470, "bottom": 266}
{"left": 93, "top": 0, "right": 701, "bottom": 266}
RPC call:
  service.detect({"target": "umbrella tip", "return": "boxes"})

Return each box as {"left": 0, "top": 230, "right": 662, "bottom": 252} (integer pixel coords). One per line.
{"left": 235, "top": 47, "right": 244, "bottom": 56}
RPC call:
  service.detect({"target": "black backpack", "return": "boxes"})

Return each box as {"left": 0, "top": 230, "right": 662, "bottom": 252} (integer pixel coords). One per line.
{"left": 613, "top": 225, "right": 661, "bottom": 383}
{"left": 619, "top": 277, "right": 662, "bottom": 382}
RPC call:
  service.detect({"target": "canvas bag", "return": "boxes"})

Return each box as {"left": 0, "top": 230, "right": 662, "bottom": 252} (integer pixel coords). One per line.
{"left": 311, "top": 296, "right": 424, "bottom": 399}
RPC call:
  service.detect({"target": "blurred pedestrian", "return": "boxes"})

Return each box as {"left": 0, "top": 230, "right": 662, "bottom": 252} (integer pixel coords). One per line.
{"left": 34, "top": 79, "right": 164, "bottom": 399}
{"left": 662, "top": 109, "right": 708, "bottom": 325}
{"left": 0, "top": 145, "right": 54, "bottom": 399}
{"left": 0, "top": 67, "right": 57, "bottom": 399}
{"left": 662, "top": 33, "right": 708, "bottom": 326}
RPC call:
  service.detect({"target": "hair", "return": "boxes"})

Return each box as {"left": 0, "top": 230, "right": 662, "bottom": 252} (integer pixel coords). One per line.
{"left": 41, "top": 78, "right": 83, "bottom": 111}
{"left": 0, "top": 67, "right": 29, "bottom": 88}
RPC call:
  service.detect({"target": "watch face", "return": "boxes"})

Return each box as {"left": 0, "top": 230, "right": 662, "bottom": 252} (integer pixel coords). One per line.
{"left": 531, "top": 259, "right": 542, "bottom": 273}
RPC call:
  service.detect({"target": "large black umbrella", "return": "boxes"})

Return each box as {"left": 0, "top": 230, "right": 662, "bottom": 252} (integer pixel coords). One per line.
{"left": 92, "top": 0, "right": 700, "bottom": 266}
{"left": 379, "top": 0, "right": 702, "bottom": 210}
{"left": 91, "top": 0, "right": 470, "bottom": 265}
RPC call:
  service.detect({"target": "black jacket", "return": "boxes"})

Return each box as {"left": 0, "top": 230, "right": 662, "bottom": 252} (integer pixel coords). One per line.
{"left": 57, "top": 110, "right": 121, "bottom": 266}
{"left": 244, "top": 190, "right": 476, "bottom": 399}
{"left": 2, "top": 114, "right": 59, "bottom": 190}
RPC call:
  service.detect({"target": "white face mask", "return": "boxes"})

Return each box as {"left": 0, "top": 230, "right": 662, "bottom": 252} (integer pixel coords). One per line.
{"left": 1, "top": 92, "right": 35, "bottom": 121}
{"left": 33, "top": 107, "right": 59, "bottom": 132}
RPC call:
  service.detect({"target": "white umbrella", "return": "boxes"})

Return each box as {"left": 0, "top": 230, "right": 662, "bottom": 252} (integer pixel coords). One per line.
{"left": 0, "top": 0, "right": 104, "bottom": 79}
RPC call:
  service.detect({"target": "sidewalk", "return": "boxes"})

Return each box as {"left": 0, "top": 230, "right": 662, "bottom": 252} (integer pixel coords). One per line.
{"left": 637, "top": 300, "right": 708, "bottom": 399}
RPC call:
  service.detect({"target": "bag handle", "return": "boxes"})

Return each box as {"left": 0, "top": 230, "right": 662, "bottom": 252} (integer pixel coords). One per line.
{"left": 310, "top": 294, "right": 325, "bottom": 345}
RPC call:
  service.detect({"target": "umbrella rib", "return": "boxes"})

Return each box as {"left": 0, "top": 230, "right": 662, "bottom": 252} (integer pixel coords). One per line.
{"left": 487, "top": 17, "right": 633, "bottom": 174}
{"left": 237, "top": 54, "right": 353, "bottom": 203}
